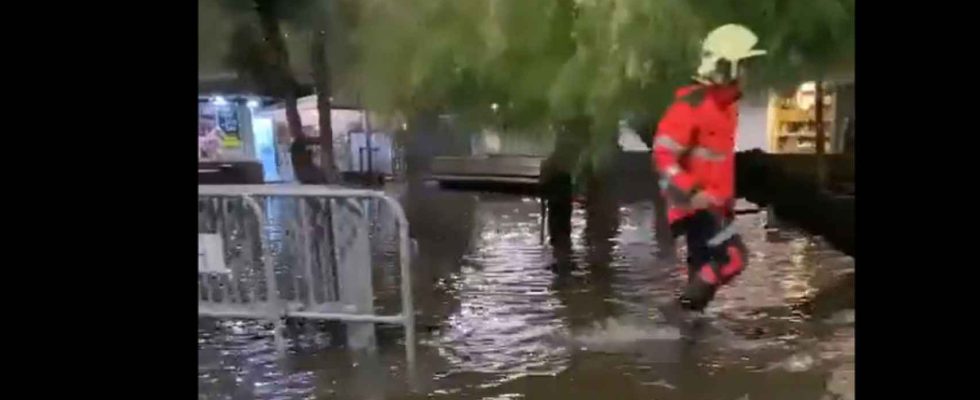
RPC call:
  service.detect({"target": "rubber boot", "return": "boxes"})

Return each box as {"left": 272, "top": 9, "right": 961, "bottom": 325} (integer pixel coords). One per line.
{"left": 679, "top": 264, "right": 720, "bottom": 311}
{"left": 679, "top": 276, "right": 717, "bottom": 311}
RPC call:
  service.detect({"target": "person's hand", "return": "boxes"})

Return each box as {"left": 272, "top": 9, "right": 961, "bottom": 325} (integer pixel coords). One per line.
{"left": 689, "top": 191, "right": 717, "bottom": 210}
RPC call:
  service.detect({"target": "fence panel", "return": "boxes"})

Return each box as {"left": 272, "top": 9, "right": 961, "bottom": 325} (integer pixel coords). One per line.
{"left": 198, "top": 185, "right": 415, "bottom": 365}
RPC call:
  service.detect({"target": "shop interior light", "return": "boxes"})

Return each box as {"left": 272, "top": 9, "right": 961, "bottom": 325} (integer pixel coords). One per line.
{"left": 212, "top": 96, "right": 228, "bottom": 106}
{"left": 247, "top": 99, "right": 259, "bottom": 108}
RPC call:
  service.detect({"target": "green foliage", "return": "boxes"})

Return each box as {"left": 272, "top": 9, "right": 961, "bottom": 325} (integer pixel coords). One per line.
{"left": 353, "top": 0, "right": 852, "bottom": 124}
{"left": 207, "top": 0, "right": 851, "bottom": 173}
{"left": 224, "top": 21, "right": 280, "bottom": 94}
{"left": 694, "top": 0, "right": 855, "bottom": 91}
{"left": 207, "top": 0, "right": 362, "bottom": 100}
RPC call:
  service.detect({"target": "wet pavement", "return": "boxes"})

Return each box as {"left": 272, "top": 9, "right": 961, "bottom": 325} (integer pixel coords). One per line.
{"left": 199, "top": 183, "right": 855, "bottom": 400}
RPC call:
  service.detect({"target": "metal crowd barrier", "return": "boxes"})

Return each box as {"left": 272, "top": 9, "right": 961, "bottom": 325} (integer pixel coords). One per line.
{"left": 198, "top": 185, "right": 415, "bottom": 365}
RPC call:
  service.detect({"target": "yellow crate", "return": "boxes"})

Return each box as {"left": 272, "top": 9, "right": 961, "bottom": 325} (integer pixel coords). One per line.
{"left": 774, "top": 108, "right": 811, "bottom": 123}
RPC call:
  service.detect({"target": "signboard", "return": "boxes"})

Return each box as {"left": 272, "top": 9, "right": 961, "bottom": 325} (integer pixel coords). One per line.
{"left": 218, "top": 107, "right": 242, "bottom": 149}
{"left": 198, "top": 234, "right": 230, "bottom": 274}
{"left": 217, "top": 107, "right": 239, "bottom": 134}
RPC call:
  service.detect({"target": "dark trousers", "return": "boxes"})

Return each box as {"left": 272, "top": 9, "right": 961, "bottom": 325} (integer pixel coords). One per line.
{"left": 670, "top": 210, "right": 747, "bottom": 284}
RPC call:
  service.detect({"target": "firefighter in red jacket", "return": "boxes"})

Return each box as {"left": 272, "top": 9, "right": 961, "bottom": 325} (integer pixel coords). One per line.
{"left": 653, "top": 24, "right": 766, "bottom": 311}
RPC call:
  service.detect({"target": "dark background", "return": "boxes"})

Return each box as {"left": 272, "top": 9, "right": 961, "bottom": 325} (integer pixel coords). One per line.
{"left": 18, "top": 1, "right": 975, "bottom": 398}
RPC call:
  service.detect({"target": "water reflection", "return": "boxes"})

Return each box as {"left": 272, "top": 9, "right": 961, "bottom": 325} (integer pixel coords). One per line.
{"left": 198, "top": 189, "right": 854, "bottom": 400}
{"left": 436, "top": 197, "right": 569, "bottom": 379}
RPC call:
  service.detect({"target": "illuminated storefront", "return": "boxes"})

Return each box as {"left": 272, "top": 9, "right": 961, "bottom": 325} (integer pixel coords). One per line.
{"left": 198, "top": 95, "right": 280, "bottom": 183}
{"left": 256, "top": 94, "right": 399, "bottom": 178}
{"left": 765, "top": 80, "right": 855, "bottom": 154}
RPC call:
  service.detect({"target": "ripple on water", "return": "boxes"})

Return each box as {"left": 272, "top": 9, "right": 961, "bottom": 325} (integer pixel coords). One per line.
{"left": 199, "top": 195, "right": 854, "bottom": 399}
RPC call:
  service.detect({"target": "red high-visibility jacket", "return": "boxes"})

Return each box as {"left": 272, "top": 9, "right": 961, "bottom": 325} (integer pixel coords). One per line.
{"left": 652, "top": 84, "right": 741, "bottom": 224}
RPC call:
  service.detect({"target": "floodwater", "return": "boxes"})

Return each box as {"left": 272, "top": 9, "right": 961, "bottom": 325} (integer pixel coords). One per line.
{"left": 199, "top": 183, "right": 855, "bottom": 400}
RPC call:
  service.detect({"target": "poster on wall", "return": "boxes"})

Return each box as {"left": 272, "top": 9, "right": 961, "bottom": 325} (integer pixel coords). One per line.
{"left": 217, "top": 107, "right": 242, "bottom": 149}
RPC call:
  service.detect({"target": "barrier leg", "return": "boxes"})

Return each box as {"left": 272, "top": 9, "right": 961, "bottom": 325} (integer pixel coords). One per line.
{"left": 332, "top": 199, "right": 377, "bottom": 351}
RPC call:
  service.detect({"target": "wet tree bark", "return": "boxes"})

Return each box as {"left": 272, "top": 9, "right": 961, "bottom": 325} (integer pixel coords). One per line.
{"left": 310, "top": 14, "right": 340, "bottom": 292}
{"left": 583, "top": 164, "right": 619, "bottom": 269}
{"left": 403, "top": 110, "right": 442, "bottom": 182}
{"left": 542, "top": 164, "right": 574, "bottom": 266}
{"left": 284, "top": 95, "right": 304, "bottom": 144}
{"left": 311, "top": 26, "right": 338, "bottom": 183}
{"left": 255, "top": 1, "right": 316, "bottom": 181}
{"left": 541, "top": 117, "right": 589, "bottom": 268}
{"left": 650, "top": 169, "right": 675, "bottom": 259}
{"left": 647, "top": 120, "right": 676, "bottom": 260}
{"left": 401, "top": 115, "right": 478, "bottom": 326}
{"left": 815, "top": 80, "right": 828, "bottom": 189}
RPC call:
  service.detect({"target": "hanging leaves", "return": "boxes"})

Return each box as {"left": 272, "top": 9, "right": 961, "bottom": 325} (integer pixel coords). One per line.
{"left": 350, "top": 0, "right": 854, "bottom": 165}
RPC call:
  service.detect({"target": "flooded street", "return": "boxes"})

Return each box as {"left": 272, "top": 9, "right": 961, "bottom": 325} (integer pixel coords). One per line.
{"left": 199, "top": 184, "right": 855, "bottom": 400}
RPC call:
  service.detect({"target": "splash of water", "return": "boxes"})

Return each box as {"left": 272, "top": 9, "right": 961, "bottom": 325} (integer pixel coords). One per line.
{"left": 566, "top": 317, "right": 683, "bottom": 350}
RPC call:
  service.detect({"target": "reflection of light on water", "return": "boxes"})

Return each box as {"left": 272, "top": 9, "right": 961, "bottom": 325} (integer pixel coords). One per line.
{"left": 714, "top": 218, "right": 823, "bottom": 310}
{"left": 781, "top": 238, "right": 816, "bottom": 299}
{"left": 200, "top": 195, "right": 855, "bottom": 399}
{"left": 570, "top": 206, "right": 587, "bottom": 252}
{"left": 482, "top": 393, "right": 525, "bottom": 400}
{"left": 437, "top": 200, "right": 569, "bottom": 382}
{"left": 198, "top": 319, "right": 317, "bottom": 399}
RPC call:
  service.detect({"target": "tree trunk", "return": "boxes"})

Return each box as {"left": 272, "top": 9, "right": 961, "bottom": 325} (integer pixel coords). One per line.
{"left": 815, "top": 80, "right": 827, "bottom": 189}
{"left": 364, "top": 110, "right": 375, "bottom": 184}
{"left": 542, "top": 157, "right": 573, "bottom": 267}
{"left": 583, "top": 164, "right": 618, "bottom": 268}
{"left": 311, "top": 28, "right": 338, "bottom": 183}
{"left": 404, "top": 110, "right": 440, "bottom": 182}
{"left": 631, "top": 119, "right": 674, "bottom": 258}
{"left": 651, "top": 183, "right": 674, "bottom": 255}
{"left": 650, "top": 154, "right": 675, "bottom": 258}
{"left": 284, "top": 95, "right": 304, "bottom": 142}
{"left": 255, "top": 1, "right": 315, "bottom": 179}
{"left": 542, "top": 117, "right": 588, "bottom": 267}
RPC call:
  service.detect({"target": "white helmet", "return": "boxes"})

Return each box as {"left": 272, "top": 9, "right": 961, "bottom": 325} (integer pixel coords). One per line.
{"left": 695, "top": 24, "right": 767, "bottom": 84}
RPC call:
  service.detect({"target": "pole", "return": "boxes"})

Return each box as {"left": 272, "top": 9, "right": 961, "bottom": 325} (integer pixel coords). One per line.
{"left": 364, "top": 109, "right": 374, "bottom": 183}
{"left": 814, "top": 80, "right": 827, "bottom": 189}
{"left": 357, "top": 92, "right": 373, "bottom": 183}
